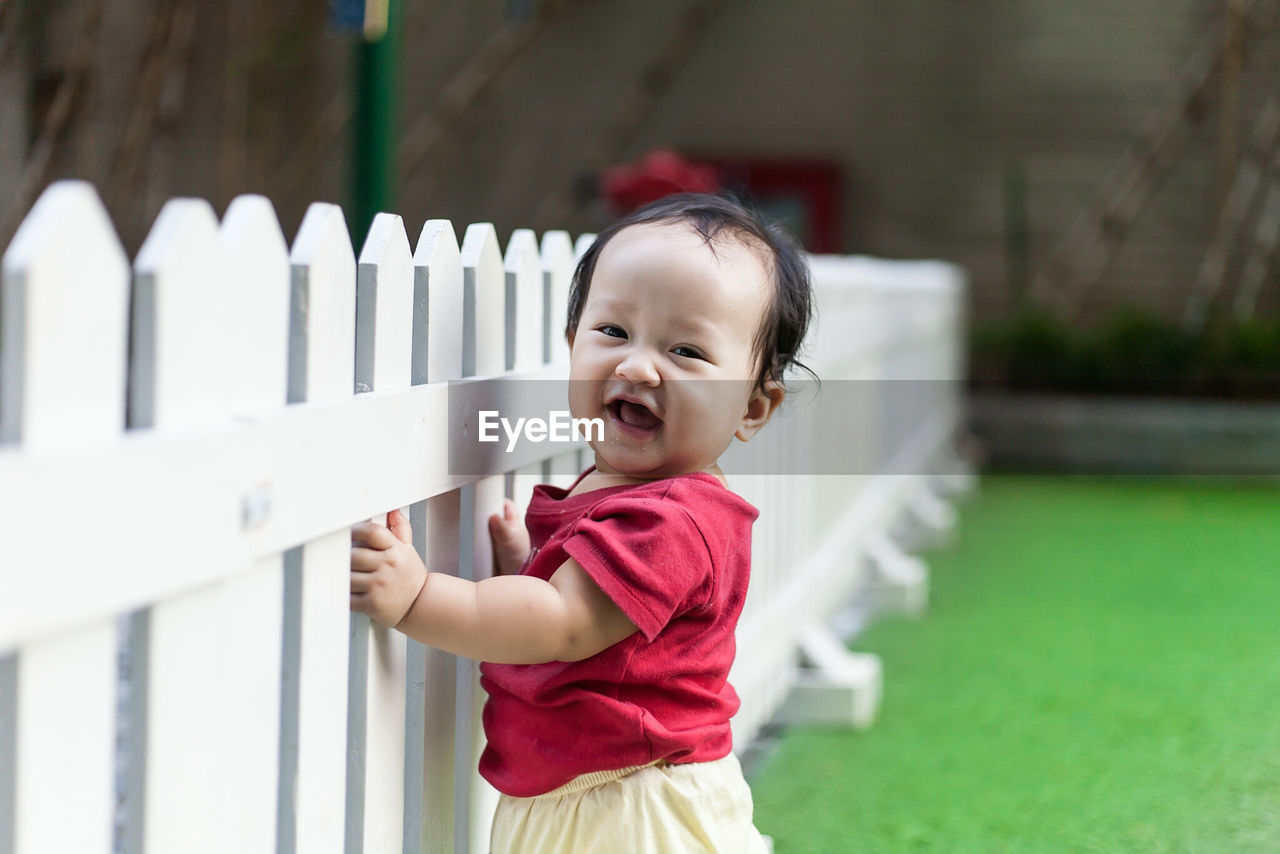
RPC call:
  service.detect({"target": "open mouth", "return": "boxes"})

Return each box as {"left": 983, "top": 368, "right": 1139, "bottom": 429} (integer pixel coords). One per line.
{"left": 607, "top": 399, "right": 663, "bottom": 437}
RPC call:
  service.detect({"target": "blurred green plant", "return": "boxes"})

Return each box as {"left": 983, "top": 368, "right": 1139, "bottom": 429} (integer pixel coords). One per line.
{"left": 971, "top": 307, "right": 1280, "bottom": 399}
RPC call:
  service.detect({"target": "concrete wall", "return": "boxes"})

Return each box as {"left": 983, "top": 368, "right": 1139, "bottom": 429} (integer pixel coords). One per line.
{"left": 408, "top": 0, "right": 1280, "bottom": 323}
{"left": 5, "top": 0, "right": 1277, "bottom": 324}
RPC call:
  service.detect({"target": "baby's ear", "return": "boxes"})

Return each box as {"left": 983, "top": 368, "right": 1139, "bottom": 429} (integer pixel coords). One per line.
{"left": 735, "top": 379, "right": 785, "bottom": 442}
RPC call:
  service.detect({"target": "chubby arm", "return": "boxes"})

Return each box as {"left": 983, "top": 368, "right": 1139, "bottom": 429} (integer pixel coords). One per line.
{"left": 396, "top": 558, "right": 637, "bottom": 664}
{"left": 351, "top": 509, "right": 637, "bottom": 664}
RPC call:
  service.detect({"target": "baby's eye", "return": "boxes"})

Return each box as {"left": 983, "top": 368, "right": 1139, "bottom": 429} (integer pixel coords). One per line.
{"left": 596, "top": 325, "right": 627, "bottom": 339}
{"left": 671, "top": 345, "right": 705, "bottom": 360}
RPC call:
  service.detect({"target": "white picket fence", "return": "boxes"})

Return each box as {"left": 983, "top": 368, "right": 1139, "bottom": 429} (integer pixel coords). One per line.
{"left": 0, "top": 181, "right": 968, "bottom": 854}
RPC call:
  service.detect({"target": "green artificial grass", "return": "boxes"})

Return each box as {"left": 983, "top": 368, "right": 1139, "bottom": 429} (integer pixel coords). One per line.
{"left": 750, "top": 477, "right": 1280, "bottom": 853}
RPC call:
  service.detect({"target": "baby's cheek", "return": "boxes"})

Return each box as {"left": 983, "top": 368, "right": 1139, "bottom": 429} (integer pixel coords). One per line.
{"left": 565, "top": 382, "right": 595, "bottom": 421}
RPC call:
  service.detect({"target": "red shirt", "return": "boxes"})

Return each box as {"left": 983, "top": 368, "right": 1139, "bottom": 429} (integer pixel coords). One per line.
{"left": 478, "top": 469, "right": 759, "bottom": 797}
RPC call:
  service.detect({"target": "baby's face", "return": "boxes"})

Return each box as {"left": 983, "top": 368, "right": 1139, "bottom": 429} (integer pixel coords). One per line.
{"left": 567, "top": 221, "right": 781, "bottom": 481}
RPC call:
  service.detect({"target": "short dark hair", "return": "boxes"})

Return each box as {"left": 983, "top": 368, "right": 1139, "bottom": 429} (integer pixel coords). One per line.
{"left": 566, "top": 193, "right": 815, "bottom": 389}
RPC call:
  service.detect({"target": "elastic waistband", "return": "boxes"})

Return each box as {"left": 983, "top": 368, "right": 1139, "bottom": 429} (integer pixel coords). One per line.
{"left": 535, "top": 760, "right": 669, "bottom": 799}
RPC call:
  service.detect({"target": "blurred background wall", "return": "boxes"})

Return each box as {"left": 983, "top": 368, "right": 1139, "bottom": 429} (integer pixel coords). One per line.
{"left": 3, "top": 0, "right": 1278, "bottom": 328}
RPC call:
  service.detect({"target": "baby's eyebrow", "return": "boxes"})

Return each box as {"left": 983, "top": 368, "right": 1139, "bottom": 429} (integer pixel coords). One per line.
{"left": 586, "top": 296, "right": 634, "bottom": 313}
{"left": 666, "top": 316, "right": 722, "bottom": 338}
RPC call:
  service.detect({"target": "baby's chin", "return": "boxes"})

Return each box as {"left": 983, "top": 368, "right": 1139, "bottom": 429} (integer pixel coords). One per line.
{"left": 591, "top": 448, "right": 715, "bottom": 481}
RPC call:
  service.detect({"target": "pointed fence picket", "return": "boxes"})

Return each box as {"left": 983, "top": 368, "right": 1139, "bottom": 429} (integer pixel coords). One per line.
{"left": 282, "top": 201, "right": 358, "bottom": 854}
{"left": 540, "top": 230, "right": 575, "bottom": 369}
{"left": 456, "top": 222, "right": 505, "bottom": 854}
{"left": 348, "top": 212, "right": 415, "bottom": 854}
{"left": 0, "top": 180, "right": 967, "bottom": 854}
{"left": 129, "top": 197, "right": 252, "bottom": 854}
{"left": 539, "top": 230, "right": 581, "bottom": 489}
{"left": 504, "top": 228, "right": 547, "bottom": 547}
{"left": 0, "top": 182, "right": 126, "bottom": 854}
{"left": 412, "top": 218, "right": 464, "bottom": 854}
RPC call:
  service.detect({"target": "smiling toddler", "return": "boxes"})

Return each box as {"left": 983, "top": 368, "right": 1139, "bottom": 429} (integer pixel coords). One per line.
{"left": 350, "top": 193, "right": 813, "bottom": 853}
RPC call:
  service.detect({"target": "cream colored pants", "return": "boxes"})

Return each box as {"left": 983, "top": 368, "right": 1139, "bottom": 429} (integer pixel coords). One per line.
{"left": 490, "top": 753, "right": 771, "bottom": 854}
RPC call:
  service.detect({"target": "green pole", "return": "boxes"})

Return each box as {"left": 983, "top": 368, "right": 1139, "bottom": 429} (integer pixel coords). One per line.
{"left": 351, "top": 0, "right": 400, "bottom": 248}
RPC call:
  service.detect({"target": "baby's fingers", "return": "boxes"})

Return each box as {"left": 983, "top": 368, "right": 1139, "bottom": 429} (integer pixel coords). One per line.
{"left": 387, "top": 507, "right": 414, "bottom": 544}
{"left": 351, "top": 520, "right": 397, "bottom": 549}
{"left": 350, "top": 546, "right": 386, "bottom": 573}
{"left": 488, "top": 500, "right": 517, "bottom": 533}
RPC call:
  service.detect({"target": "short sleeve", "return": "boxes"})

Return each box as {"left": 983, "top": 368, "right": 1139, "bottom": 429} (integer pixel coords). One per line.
{"left": 561, "top": 495, "right": 713, "bottom": 641}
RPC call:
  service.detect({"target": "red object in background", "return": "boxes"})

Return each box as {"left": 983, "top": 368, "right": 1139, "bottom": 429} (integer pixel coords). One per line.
{"left": 701, "top": 157, "right": 843, "bottom": 253}
{"left": 601, "top": 150, "right": 843, "bottom": 253}
{"left": 601, "top": 150, "right": 722, "bottom": 216}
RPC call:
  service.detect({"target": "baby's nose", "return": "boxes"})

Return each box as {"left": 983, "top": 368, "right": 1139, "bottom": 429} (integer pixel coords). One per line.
{"left": 614, "top": 350, "right": 660, "bottom": 386}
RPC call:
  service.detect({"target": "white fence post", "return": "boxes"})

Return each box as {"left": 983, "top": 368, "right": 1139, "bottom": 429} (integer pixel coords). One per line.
{"left": 281, "top": 202, "right": 356, "bottom": 854}
{"left": 505, "top": 228, "right": 546, "bottom": 521}
{"left": 347, "top": 212, "right": 415, "bottom": 854}
{"left": 413, "top": 219, "right": 465, "bottom": 854}
{"left": 127, "top": 197, "right": 220, "bottom": 854}
{"left": 457, "top": 223, "right": 505, "bottom": 854}
{"left": 0, "top": 181, "right": 126, "bottom": 854}
{"left": 539, "top": 230, "right": 580, "bottom": 487}
{"left": 216, "top": 194, "right": 291, "bottom": 854}
{"left": 540, "top": 230, "right": 574, "bottom": 368}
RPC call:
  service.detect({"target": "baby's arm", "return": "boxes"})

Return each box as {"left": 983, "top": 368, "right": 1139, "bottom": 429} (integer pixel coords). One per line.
{"left": 350, "top": 509, "right": 637, "bottom": 664}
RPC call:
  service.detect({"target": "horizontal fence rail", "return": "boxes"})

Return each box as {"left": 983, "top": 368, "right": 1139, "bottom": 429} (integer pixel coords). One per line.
{"left": 0, "top": 182, "right": 967, "bottom": 854}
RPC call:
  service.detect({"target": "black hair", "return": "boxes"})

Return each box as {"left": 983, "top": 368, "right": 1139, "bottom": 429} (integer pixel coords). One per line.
{"left": 566, "top": 193, "right": 815, "bottom": 389}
